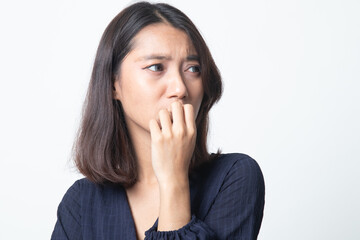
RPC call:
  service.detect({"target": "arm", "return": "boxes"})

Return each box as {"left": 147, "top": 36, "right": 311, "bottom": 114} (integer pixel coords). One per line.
{"left": 158, "top": 179, "right": 191, "bottom": 231}
{"left": 146, "top": 101, "right": 215, "bottom": 239}
{"left": 149, "top": 101, "right": 196, "bottom": 231}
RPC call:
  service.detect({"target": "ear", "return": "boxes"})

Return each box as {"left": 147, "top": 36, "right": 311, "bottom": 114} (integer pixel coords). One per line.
{"left": 112, "top": 77, "right": 122, "bottom": 101}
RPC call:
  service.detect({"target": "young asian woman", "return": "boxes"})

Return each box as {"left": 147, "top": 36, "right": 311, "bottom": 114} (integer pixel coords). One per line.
{"left": 51, "top": 2, "right": 265, "bottom": 239}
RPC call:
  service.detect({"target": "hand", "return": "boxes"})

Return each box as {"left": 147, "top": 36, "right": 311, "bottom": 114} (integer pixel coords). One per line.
{"left": 149, "top": 101, "right": 197, "bottom": 186}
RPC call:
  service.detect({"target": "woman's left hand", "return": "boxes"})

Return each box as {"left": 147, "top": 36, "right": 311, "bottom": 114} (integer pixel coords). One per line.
{"left": 149, "top": 100, "right": 195, "bottom": 230}
{"left": 149, "top": 100, "right": 197, "bottom": 187}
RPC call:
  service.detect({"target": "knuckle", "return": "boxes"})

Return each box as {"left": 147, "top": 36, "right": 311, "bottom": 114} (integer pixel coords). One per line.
{"left": 153, "top": 134, "right": 163, "bottom": 143}
{"left": 174, "top": 127, "right": 185, "bottom": 138}
{"left": 163, "top": 132, "right": 173, "bottom": 140}
{"left": 187, "top": 127, "right": 196, "bottom": 136}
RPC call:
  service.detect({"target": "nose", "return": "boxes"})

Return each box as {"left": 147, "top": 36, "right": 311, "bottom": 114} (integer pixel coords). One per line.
{"left": 166, "top": 70, "right": 188, "bottom": 100}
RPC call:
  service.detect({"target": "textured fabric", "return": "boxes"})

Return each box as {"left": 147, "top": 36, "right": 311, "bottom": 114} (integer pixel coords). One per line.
{"left": 51, "top": 153, "right": 265, "bottom": 240}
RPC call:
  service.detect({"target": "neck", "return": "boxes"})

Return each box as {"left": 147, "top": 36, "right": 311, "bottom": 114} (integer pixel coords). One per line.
{"left": 127, "top": 122, "right": 158, "bottom": 186}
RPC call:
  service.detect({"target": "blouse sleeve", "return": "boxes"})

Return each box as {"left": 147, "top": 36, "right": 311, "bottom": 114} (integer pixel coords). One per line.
{"left": 145, "top": 155, "right": 265, "bottom": 240}
{"left": 145, "top": 214, "right": 216, "bottom": 239}
{"left": 51, "top": 181, "right": 82, "bottom": 240}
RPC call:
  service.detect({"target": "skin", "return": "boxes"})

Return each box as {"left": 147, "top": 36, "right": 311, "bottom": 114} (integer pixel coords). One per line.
{"left": 113, "top": 23, "right": 204, "bottom": 239}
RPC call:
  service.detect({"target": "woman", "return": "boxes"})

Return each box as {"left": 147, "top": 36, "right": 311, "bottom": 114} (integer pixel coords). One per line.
{"left": 51, "top": 2, "right": 265, "bottom": 239}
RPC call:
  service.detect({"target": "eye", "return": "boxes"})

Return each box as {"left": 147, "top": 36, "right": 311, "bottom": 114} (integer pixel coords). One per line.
{"left": 188, "top": 65, "right": 201, "bottom": 73}
{"left": 146, "top": 64, "right": 164, "bottom": 72}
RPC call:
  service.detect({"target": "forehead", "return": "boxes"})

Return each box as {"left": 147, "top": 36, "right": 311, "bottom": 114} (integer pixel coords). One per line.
{"left": 128, "top": 23, "right": 197, "bottom": 59}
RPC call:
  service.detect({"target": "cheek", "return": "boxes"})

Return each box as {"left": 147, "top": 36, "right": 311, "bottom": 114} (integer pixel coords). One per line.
{"left": 185, "top": 84, "right": 203, "bottom": 120}
{"left": 121, "top": 73, "right": 165, "bottom": 115}
{"left": 191, "top": 82, "right": 204, "bottom": 105}
{"left": 121, "top": 70, "right": 151, "bottom": 101}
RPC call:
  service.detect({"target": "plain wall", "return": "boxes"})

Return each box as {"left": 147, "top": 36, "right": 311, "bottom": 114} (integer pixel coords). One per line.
{"left": 0, "top": 0, "right": 359, "bottom": 239}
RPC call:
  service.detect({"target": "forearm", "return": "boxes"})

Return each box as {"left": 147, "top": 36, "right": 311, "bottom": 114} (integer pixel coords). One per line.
{"left": 157, "top": 179, "right": 191, "bottom": 231}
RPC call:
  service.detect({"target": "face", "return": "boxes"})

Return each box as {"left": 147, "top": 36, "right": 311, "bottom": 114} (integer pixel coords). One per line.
{"left": 113, "top": 23, "right": 204, "bottom": 135}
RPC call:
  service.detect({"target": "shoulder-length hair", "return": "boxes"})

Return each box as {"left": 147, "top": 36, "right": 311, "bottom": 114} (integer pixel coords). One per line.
{"left": 72, "top": 1, "right": 223, "bottom": 187}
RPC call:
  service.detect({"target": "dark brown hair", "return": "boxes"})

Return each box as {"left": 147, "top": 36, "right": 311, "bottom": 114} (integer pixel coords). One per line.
{"left": 72, "top": 1, "right": 223, "bottom": 187}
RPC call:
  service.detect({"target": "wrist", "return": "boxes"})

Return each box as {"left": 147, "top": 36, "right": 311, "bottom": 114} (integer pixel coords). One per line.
{"left": 157, "top": 180, "right": 191, "bottom": 231}
{"left": 158, "top": 177, "right": 189, "bottom": 192}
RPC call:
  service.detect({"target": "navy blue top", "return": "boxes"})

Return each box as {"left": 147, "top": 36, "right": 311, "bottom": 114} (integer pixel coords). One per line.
{"left": 51, "top": 153, "right": 265, "bottom": 239}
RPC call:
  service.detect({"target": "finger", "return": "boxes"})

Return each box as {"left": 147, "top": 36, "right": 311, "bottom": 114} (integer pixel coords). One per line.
{"left": 183, "top": 104, "right": 196, "bottom": 133}
{"left": 149, "top": 119, "right": 162, "bottom": 138}
{"left": 171, "top": 101, "right": 185, "bottom": 130}
{"left": 158, "top": 109, "right": 172, "bottom": 135}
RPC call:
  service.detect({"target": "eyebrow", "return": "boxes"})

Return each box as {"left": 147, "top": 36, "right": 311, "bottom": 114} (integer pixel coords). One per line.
{"left": 136, "top": 54, "right": 200, "bottom": 62}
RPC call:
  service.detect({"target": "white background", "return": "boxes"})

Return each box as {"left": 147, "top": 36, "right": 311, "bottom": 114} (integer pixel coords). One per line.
{"left": 0, "top": 0, "right": 359, "bottom": 239}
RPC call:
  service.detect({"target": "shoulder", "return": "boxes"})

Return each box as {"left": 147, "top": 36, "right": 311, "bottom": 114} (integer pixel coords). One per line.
{"left": 189, "top": 153, "right": 264, "bottom": 219}
{"left": 217, "top": 153, "right": 264, "bottom": 184}
{"left": 60, "top": 178, "right": 119, "bottom": 206}
{"left": 53, "top": 179, "right": 95, "bottom": 233}
{"left": 59, "top": 178, "right": 93, "bottom": 205}
{"left": 214, "top": 152, "right": 260, "bottom": 168}
{"left": 191, "top": 152, "right": 265, "bottom": 199}
{"left": 216, "top": 153, "right": 265, "bottom": 193}
{"left": 57, "top": 178, "right": 128, "bottom": 224}
{"left": 63, "top": 178, "right": 97, "bottom": 195}
{"left": 194, "top": 153, "right": 264, "bottom": 184}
